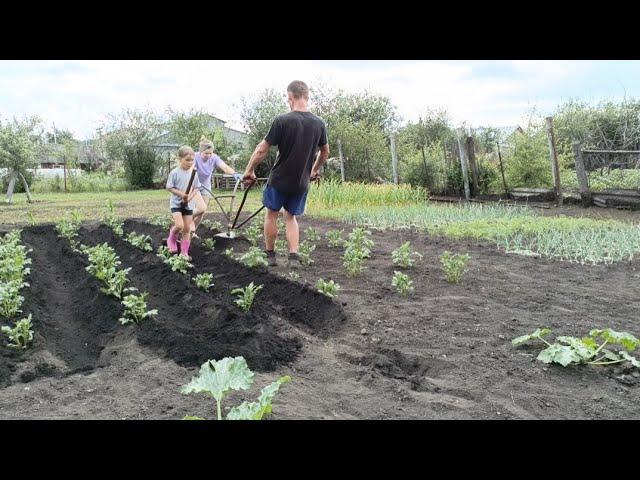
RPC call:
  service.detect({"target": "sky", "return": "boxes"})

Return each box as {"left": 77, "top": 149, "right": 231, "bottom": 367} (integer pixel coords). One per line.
{"left": 1, "top": 60, "right": 640, "bottom": 140}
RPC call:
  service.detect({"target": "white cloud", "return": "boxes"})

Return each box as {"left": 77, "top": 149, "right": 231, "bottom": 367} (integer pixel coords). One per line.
{"left": 0, "top": 60, "right": 629, "bottom": 139}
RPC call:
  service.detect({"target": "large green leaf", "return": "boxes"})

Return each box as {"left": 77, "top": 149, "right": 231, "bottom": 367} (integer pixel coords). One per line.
{"left": 512, "top": 328, "right": 552, "bottom": 346}
{"left": 557, "top": 336, "right": 597, "bottom": 361}
{"left": 618, "top": 351, "right": 640, "bottom": 368}
{"left": 589, "top": 329, "right": 640, "bottom": 352}
{"left": 181, "top": 357, "right": 254, "bottom": 403}
{"left": 581, "top": 337, "right": 598, "bottom": 349}
{"left": 601, "top": 349, "right": 621, "bottom": 361}
{"left": 226, "top": 375, "right": 291, "bottom": 420}
{"left": 537, "top": 344, "right": 582, "bottom": 367}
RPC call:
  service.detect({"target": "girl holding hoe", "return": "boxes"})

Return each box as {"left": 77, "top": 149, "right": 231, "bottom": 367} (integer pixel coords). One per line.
{"left": 166, "top": 146, "right": 201, "bottom": 259}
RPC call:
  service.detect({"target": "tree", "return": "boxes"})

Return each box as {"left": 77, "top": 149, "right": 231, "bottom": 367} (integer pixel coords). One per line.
{"left": 98, "top": 108, "right": 163, "bottom": 188}
{"left": 165, "top": 107, "right": 241, "bottom": 161}
{"left": 0, "top": 115, "right": 44, "bottom": 203}
{"left": 45, "top": 127, "right": 75, "bottom": 144}
{"left": 312, "top": 87, "right": 400, "bottom": 181}
{"left": 239, "top": 89, "right": 288, "bottom": 177}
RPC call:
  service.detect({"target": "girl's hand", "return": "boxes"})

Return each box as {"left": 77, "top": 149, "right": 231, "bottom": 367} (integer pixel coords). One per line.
{"left": 181, "top": 192, "right": 189, "bottom": 202}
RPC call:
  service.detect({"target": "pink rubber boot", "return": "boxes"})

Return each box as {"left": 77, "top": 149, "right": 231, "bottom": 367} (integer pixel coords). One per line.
{"left": 180, "top": 238, "right": 191, "bottom": 260}
{"left": 167, "top": 228, "right": 178, "bottom": 253}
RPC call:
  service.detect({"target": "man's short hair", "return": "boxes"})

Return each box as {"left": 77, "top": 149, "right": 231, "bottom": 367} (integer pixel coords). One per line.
{"left": 287, "top": 80, "right": 309, "bottom": 100}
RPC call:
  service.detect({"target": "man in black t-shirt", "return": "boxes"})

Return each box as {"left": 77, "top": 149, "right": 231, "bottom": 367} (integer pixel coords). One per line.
{"left": 242, "top": 80, "right": 329, "bottom": 268}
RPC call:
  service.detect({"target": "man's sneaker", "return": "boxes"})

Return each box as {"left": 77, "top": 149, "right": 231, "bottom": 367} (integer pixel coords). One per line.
{"left": 288, "top": 252, "right": 302, "bottom": 269}
{"left": 265, "top": 250, "right": 277, "bottom": 267}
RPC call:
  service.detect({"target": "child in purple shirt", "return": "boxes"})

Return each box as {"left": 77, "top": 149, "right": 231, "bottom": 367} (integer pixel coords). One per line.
{"left": 192, "top": 136, "right": 243, "bottom": 236}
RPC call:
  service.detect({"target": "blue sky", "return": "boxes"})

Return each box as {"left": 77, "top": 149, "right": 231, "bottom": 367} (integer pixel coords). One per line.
{"left": 1, "top": 60, "right": 639, "bottom": 139}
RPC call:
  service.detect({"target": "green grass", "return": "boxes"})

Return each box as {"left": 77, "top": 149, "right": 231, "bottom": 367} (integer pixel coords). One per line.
{"left": 310, "top": 203, "right": 640, "bottom": 265}
{"left": 1, "top": 188, "right": 264, "bottom": 226}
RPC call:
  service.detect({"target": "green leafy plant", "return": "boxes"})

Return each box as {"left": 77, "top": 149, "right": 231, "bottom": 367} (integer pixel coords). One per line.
{"left": 119, "top": 292, "right": 158, "bottom": 325}
{"left": 0, "top": 280, "right": 28, "bottom": 318}
{"left": 391, "top": 271, "right": 414, "bottom": 297}
{"left": 512, "top": 327, "right": 640, "bottom": 368}
{"left": 148, "top": 214, "right": 171, "bottom": 229}
{"left": 304, "top": 227, "right": 321, "bottom": 242}
{"left": 244, "top": 224, "right": 262, "bottom": 247}
{"left": 125, "top": 232, "right": 153, "bottom": 252}
{"left": 156, "top": 246, "right": 172, "bottom": 261}
{"left": 0, "top": 231, "right": 32, "bottom": 283}
{"left": 298, "top": 241, "right": 316, "bottom": 266}
{"left": 103, "top": 200, "right": 123, "bottom": 236}
{"left": 55, "top": 216, "right": 81, "bottom": 246}
{"left": 231, "top": 282, "right": 263, "bottom": 313}
{"left": 275, "top": 239, "right": 288, "bottom": 256}
{"left": 202, "top": 238, "right": 216, "bottom": 251}
{"left": 392, "top": 241, "right": 423, "bottom": 268}
{"left": 101, "top": 267, "right": 132, "bottom": 299}
{"left": 202, "top": 219, "right": 224, "bottom": 231}
{"left": 346, "top": 227, "right": 374, "bottom": 258}
{"left": 181, "top": 356, "right": 291, "bottom": 420}
{"left": 164, "top": 255, "right": 193, "bottom": 274}
{"left": 315, "top": 278, "right": 340, "bottom": 298}
{"left": 193, "top": 273, "right": 214, "bottom": 292}
{"left": 1, "top": 314, "right": 33, "bottom": 349}
{"left": 27, "top": 211, "right": 36, "bottom": 226}
{"left": 343, "top": 248, "right": 366, "bottom": 277}
{"left": 325, "top": 229, "right": 345, "bottom": 248}
{"left": 223, "top": 247, "right": 235, "bottom": 258}
{"left": 440, "top": 251, "right": 470, "bottom": 284}
{"left": 239, "top": 247, "right": 268, "bottom": 268}
{"left": 287, "top": 271, "right": 300, "bottom": 281}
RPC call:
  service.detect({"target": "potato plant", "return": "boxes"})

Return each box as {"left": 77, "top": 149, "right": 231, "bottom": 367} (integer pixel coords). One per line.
{"left": 193, "top": 273, "right": 214, "bottom": 292}
{"left": 315, "top": 279, "right": 340, "bottom": 298}
{"left": 298, "top": 241, "right": 316, "bottom": 266}
{"left": 103, "top": 200, "right": 123, "bottom": 237}
{"left": 231, "top": 282, "right": 263, "bottom": 313}
{"left": 125, "top": 232, "right": 153, "bottom": 252}
{"left": 325, "top": 229, "right": 345, "bottom": 248}
{"left": 202, "top": 238, "right": 216, "bottom": 251}
{"left": 148, "top": 214, "right": 171, "bottom": 229}
{"left": 119, "top": 292, "right": 158, "bottom": 325}
{"left": 244, "top": 224, "right": 262, "bottom": 247}
{"left": 1, "top": 314, "right": 33, "bottom": 349}
{"left": 392, "top": 271, "right": 414, "bottom": 297}
{"left": 164, "top": 255, "right": 193, "bottom": 274}
{"left": 440, "top": 251, "right": 470, "bottom": 284}
{"left": 392, "top": 241, "right": 423, "bottom": 268}
{"left": 239, "top": 247, "right": 268, "bottom": 268}
{"left": 304, "top": 227, "right": 321, "bottom": 242}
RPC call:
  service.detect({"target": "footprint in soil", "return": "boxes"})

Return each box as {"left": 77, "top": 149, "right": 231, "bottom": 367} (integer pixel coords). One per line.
{"left": 342, "top": 348, "right": 456, "bottom": 387}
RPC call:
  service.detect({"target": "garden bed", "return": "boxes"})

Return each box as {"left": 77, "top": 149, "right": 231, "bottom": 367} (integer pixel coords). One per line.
{"left": 1, "top": 217, "right": 639, "bottom": 419}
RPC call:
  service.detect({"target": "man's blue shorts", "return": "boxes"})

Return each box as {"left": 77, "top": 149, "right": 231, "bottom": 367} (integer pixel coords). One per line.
{"left": 262, "top": 184, "right": 308, "bottom": 215}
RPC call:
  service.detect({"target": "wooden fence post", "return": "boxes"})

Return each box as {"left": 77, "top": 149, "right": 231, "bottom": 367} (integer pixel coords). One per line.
{"left": 496, "top": 142, "right": 509, "bottom": 197}
{"left": 390, "top": 134, "right": 398, "bottom": 184}
{"left": 572, "top": 141, "right": 591, "bottom": 207}
{"left": 456, "top": 127, "right": 471, "bottom": 200}
{"left": 546, "top": 117, "right": 563, "bottom": 205}
{"left": 466, "top": 134, "right": 479, "bottom": 196}
{"left": 338, "top": 139, "right": 345, "bottom": 182}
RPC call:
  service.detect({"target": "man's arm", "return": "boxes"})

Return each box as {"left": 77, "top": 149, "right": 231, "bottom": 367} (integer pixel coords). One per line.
{"left": 242, "top": 140, "right": 271, "bottom": 185}
{"left": 310, "top": 143, "right": 330, "bottom": 180}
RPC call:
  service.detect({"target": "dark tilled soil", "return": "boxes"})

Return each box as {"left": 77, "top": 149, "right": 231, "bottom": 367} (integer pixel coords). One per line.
{"left": 0, "top": 226, "right": 122, "bottom": 388}
{"left": 1, "top": 215, "right": 639, "bottom": 419}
